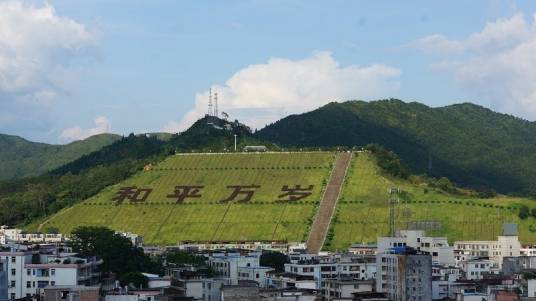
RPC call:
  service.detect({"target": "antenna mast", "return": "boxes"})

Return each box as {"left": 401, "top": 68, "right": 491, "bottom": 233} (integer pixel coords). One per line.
{"left": 214, "top": 91, "right": 219, "bottom": 118}
{"left": 388, "top": 187, "right": 399, "bottom": 237}
{"left": 208, "top": 88, "right": 213, "bottom": 116}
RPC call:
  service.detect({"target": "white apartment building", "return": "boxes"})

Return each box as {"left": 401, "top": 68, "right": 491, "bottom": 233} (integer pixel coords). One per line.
{"left": 237, "top": 266, "right": 274, "bottom": 288}
{"left": 284, "top": 254, "right": 376, "bottom": 289}
{"left": 460, "top": 258, "right": 494, "bottom": 280}
{"left": 0, "top": 227, "right": 63, "bottom": 244}
{"left": 521, "top": 245, "right": 536, "bottom": 256}
{"left": 0, "top": 250, "right": 102, "bottom": 300}
{"left": 377, "top": 230, "right": 454, "bottom": 265}
{"left": 208, "top": 253, "right": 266, "bottom": 286}
{"left": 453, "top": 223, "right": 520, "bottom": 268}
{"left": 454, "top": 236, "right": 520, "bottom": 268}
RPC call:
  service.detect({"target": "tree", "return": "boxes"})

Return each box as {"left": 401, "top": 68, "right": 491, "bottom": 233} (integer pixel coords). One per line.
{"left": 260, "top": 251, "right": 289, "bottom": 272}
{"left": 69, "top": 226, "right": 159, "bottom": 277}
{"left": 119, "top": 272, "right": 148, "bottom": 288}
{"left": 166, "top": 251, "right": 206, "bottom": 265}
{"left": 519, "top": 205, "right": 530, "bottom": 220}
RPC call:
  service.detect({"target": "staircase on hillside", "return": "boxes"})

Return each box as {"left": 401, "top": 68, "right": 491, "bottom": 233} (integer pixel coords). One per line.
{"left": 306, "top": 151, "right": 352, "bottom": 253}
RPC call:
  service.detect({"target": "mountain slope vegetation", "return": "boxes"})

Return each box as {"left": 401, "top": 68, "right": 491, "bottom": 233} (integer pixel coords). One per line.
{"left": 0, "top": 133, "right": 121, "bottom": 181}
{"left": 0, "top": 116, "right": 272, "bottom": 227}
{"left": 256, "top": 100, "right": 536, "bottom": 196}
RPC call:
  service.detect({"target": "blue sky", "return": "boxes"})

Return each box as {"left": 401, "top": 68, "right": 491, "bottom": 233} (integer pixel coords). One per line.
{"left": 2, "top": 0, "right": 536, "bottom": 143}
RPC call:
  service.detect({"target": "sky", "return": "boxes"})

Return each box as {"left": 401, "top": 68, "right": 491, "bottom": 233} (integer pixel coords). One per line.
{"left": 2, "top": 0, "right": 536, "bottom": 143}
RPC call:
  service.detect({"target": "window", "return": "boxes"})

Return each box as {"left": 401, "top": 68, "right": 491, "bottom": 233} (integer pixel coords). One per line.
{"left": 26, "top": 281, "right": 31, "bottom": 288}
{"left": 27, "top": 269, "right": 31, "bottom": 276}
{"left": 51, "top": 269, "right": 55, "bottom": 276}
{"left": 10, "top": 280, "right": 15, "bottom": 287}
{"left": 11, "top": 269, "right": 15, "bottom": 276}
{"left": 256, "top": 273, "right": 259, "bottom": 279}
{"left": 51, "top": 281, "right": 55, "bottom": 286}
{"left": 11, "top": 257, "right": 15, "bottom": 263}
{"left": 10, "top": 293, "right": 15, "bottom": 300}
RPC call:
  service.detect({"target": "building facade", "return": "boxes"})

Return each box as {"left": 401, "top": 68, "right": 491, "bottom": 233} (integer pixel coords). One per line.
{"left": 376, "top": 248, "right": 432, "bottom": 301}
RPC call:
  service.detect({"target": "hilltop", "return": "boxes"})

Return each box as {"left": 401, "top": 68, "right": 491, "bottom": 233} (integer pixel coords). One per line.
{"left": 0, "top": 133, "right": 121, "bottom": 181}
{"left": 256, "top": 99, "right": 536, "bottom": 196}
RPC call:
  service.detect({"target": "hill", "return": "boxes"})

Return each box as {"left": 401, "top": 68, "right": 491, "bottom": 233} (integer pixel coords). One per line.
{"left": 0, "top": 116, "right": 274, "bottom": 227}
{"left": 0, "top": 133, "right": 121, "bottom": 180}
{"left": 256, "top": 100, "right": 536, "bottom": 196}
{"left": 326, "top": 152, "right": 536, "bottom": 250}
{"left": 35, "top": 152, "right": 335, "bottom": 244}
{"left": 35, "top": 151, "right": 536, "bottom": 248}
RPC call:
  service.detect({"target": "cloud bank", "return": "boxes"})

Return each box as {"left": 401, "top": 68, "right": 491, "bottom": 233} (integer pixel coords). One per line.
{"left": 411, "top": 13, "right": 536, "bottom": 118}
{"left": 0, "top": 0, "right": 95, "bottom": 138}
{"left": 164, "top": 51, "right": 400, "bottom": 132}
{"left": 60, "top": 116, "right": 112, "bottom": 141}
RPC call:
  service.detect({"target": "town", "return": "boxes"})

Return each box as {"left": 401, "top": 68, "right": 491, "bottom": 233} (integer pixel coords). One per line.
{"left": 2, "top": 223, "right": 536, "bottom": 301}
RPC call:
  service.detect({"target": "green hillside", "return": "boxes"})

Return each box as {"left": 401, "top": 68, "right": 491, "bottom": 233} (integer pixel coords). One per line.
{"left": 0, "top": 133, "right": 121, "bottom": 180}
{"left": 327, "top": 152, "right": 536, "bottom": 250}
{"left": 256, "top": 99, "right": 536, "bottom": 196}
{"left": 37, "top": 152, "right": 335, "bottom": 245}
{"left": 36, "top": 151, "right": 536, "bottom": 248}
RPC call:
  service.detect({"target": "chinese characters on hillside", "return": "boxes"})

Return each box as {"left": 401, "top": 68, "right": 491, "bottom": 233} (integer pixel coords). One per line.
{"left": 112, "top": 185, "right": 314, "bottom": 204}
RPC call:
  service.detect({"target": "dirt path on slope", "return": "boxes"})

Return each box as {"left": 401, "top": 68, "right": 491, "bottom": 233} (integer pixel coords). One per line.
{"left": 306, "top": 152, "right": 352, "bottom": 253}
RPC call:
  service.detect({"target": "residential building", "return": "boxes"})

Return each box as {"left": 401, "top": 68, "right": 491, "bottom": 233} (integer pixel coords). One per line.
{"left": 0, "top": 249, "right": 102, "bottom": 299}
{"left": 0, "top": 227, "right": 63, "bottom": 244}
{"left": 237, "top": 266, "right": 274, "bottom": 288}
{"left": 377, "top": 230, "right": 454, "bottom": 265}
{"left": 348, "top": 244, "right": 376, "bottom": 256}
{"left": 502, "top": 256, "right": 536, "bottom": 276}
{"left": 266, "top": 272, "right": 316, "bottom": 290}
{"left": 220, "top": 281, "right": 259, "bottom": 301}
{"left": 459, "top": 258, "right": 494, "bottom": 280}
{"left": 454, "top": 224, "right": 521, "bottom": 268}
{"left": 322, "top": 278, "right": 374, "bottom": 301}
{"left": 0, "top": 258, "right": 7, "bottom": 301}
{"left": 42, "top": 285, "right": 100, "bottom": 301}
{"left": 284, "top": 254, "right": 376, "bottom": 289}
{"left": 520, "top": 245, "right": 536, "bottom": 256}
{"left": 208, "top": 252, "right": 262, "bottom": 285}
{"left": 376, "top": 247, "right": 432, "bottom": 301}
{"left": 170, "top": 268, "right": 228, "bottom": 301}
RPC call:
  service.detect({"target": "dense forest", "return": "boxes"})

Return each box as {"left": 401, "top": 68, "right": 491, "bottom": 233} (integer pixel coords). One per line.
{"left": 256, "top": 99, "right": 536, "bottom": 196}
{"left": 0, "top": 133, "right": 120, "bottom": 181}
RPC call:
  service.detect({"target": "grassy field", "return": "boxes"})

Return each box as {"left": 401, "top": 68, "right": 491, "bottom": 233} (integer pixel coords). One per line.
{"left": 38, "top": 152, "right": 335, "bottom": 245}
{"left": 327, "top": 152, "right": 536, "bottom": 251}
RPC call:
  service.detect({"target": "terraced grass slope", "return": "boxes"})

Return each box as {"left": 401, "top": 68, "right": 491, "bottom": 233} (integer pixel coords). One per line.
{"left": 38, "top": 152, "right": 335, "bottom": 245}
{"left": 327, "top": 152, "right": 536, "bottom": 251}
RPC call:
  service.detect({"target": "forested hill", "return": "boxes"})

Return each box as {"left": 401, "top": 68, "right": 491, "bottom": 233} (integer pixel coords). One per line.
{"left": 0, "top": 133, "right": 121, "bottom": 181}
{"left": 256, "top": 99, "right": 536, "bottom": 196}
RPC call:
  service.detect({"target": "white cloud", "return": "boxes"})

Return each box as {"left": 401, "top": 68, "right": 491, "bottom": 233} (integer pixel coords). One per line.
{"left": 411, "top": 13, "right": 536, "bottom": 118}
{"left": 60, "top": 116, "right": 112, "bottom": 142}
{"left": 163, "top": 51, "right": 400, "bottom": 132}
{"left": 0, "top": 0, "right": 95, "bottom": 102}
{"left": 411, "top": 14, "right": 531, "bottom": 54}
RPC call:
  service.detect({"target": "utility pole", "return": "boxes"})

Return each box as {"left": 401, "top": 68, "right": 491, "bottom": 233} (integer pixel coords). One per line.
{"left": 234, "top": 134, "right": 237, "bottom": 152}
{"left": 388, "top": 187, "right": 399, "bottom": 237}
